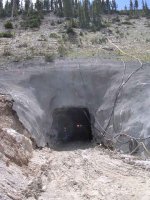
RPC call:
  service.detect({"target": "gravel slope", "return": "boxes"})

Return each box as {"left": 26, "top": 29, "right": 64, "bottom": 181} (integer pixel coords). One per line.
{"left": 34, "top": 145, "right": 150, "bottom": 200}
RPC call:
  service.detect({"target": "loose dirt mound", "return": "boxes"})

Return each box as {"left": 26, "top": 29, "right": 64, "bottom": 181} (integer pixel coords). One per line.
{"left": 37, "top": 145, "right": 150, "bottom": 200}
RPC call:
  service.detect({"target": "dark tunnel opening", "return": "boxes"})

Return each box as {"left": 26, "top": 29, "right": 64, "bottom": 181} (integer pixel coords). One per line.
{"left": 51, "top": 107, "right": 93, "bottom": 143}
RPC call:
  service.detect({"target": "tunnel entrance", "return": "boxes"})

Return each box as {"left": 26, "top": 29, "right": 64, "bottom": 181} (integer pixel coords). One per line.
{"left": 52, "top": 107, "right": 93, "bottom": 143}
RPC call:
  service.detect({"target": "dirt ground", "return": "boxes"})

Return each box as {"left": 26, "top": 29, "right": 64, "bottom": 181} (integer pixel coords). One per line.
{"left": 1, "top": 94, "right": 150, "bottom": 200}
{"left": 16, "top": 145, "right": 150, "bottom": 200}
{"left": 0, "top": 14, "right": 149, "bottom": 66}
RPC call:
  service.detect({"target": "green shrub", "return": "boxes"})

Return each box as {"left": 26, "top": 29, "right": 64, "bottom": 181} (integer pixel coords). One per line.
{"left": 58, "top": 44, "right": 67, "bottom": 57}
{"left": 20, "top": 18, "right": 41, "bottom": 29}
{"left": 112, "top": 16, "right": 120, "bottom": 23}
{"left": 45, "top": 53, "right": 55, "bottom": 62}
{"left": 122, "top": 21, "right": 133, "bottom": 25}
{"left": 3, "top": 48, "right": 12, "bottom": 56}
{"left": 91, "top": 36, "right": 107, "bottom": 45}
{"left": 49, "top": 32, "right": 60, "bottom": 39}
{"left": 4, "top": 21, "right": 13, "bottom": 29}
{"left": 79, "top": 31, "right": 84, "bottom": 36}
{"left": 0, "top": 32, "right": 13, "bottom": 38}
{"left": 20, "top": 13, "right": 42, "bottom": 29}
{"left": 62, "top": 34, "right": 68, "bottom": 42}
{"left": 66, "top": 26, "right": 75, "bottom": 35}
{"left": 69, "top": 19, "right": 79, "bottom": 28}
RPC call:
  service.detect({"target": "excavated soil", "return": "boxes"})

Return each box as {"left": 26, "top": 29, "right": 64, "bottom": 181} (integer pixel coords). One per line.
{"left": 0, "top": 94, "right": 150, "bottom": 200}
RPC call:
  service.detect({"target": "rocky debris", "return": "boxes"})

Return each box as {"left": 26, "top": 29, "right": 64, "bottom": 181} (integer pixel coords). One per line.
{"left": 0, "top": 128, "right": 33, "bottom": 166}
{"left": 37, "top": 145, "right": 150, "bottom": 200}
{"left": 0, "top": 157, "right": 29, "bottom": 200}
{"left": 0, "top": 147, "right": 51, "bottom": 200}
{"left": 0, "top": 94, "right": 31, "bottom": 138}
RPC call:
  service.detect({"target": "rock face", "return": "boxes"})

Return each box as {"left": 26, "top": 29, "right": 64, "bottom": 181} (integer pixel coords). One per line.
{"left": 0, "top": 58, "right": 150, "bottom": 154}
{"left": 0, "top": 128, "right": 33, "bottom": 166}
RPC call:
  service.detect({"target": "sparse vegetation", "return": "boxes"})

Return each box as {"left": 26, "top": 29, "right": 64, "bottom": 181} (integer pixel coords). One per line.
{"left": 146, "top": 39, "right": 150, "bottom": 42}
{"left": 91, "top": 36, "right": 107, "bottom": 45}
{"left": 50, "top": 33, "right": 60, "bottom": 39}
{"left": 0, "top": 32, "right": 13, "bottom": 38}
{"left": 58, "top": 44, "right": 67, "bottom": 57}
{"left": 122, "top": 21, "right": 133, "bottom": 25}
{"left": 18, "top": 43, "right": 28, "bottom": 48}
{"left": 20, "top": 13, "right": 42, "bottom": 29}
{"left": 51, "top": 20, "right": 55, "bottom": 26}
{"left": 3, "top": 48, "right": 12, "bottom": 56}
{"left": 4, "top": 21, "right": 13, "bottom": 29}
{"left": 45, "top": 53, "right": 55, "bottom": 62}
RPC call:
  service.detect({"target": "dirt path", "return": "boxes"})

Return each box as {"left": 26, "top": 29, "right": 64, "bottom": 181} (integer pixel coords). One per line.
{"left": 30, "top": 144, "right": 150, "bottom": 200}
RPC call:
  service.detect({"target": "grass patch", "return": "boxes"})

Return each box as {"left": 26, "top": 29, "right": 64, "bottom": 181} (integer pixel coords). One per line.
{"left": 49, "top": 32, "right": 60, "bottom": 39}
{"left": 122, "top": 21, "right": 133, "bottom": 25}
{"left": 91, "top": 36, "right": 107, "bottom": 45}
{"left": 0, "top": 32, "right": 13, "bottom": 38}
{"left": 58, "top": 44, "right": 67, "bottom": 57}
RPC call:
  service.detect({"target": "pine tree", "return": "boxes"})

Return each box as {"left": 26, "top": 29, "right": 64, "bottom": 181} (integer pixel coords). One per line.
{"left": 11, "top": 0, "right": 15, "bottom": 18}
{"left": 83, "top": 0, "right": 90, "bottom": 28}
{"left": 25, "top": 0, "right": 31, "bottom": 14}
{"left": 142, "top": 0, "right": 145, "bottom": 10}
{"left": 111, "top": 0, "right": 117, "bottom": 12}
{"left": 78, "top": 1, "right": 86, "bottom": 28}
{"left": 106, "top": 0, "right": 110, "bottom": 14}
{"left": 145, "top": 0, "right": 149, "bottom": 10}
{"left": 134, "top": 0, "right": 138, "bottom": 10}
{"left": 56, "top": 0, "right": 63, "bottom": 17}
{"left": 130, "top": 0, "right": 133, "bottom": 10}
{"left": 92, "top": 0, "right": 102, "bottom": 30}
{"left": 0, "top": 0, "right": 3, "bottom": 17}
{"left": 124, "top": 5, "right": 127, "bottom": 11}
{"left": 101, "top": 0, "right": 105, "bottom": 13}
{"left": 4, "top": 0, "right": 12, "bottom": 17}
{"left": 144, "top": 0, "right": 149, "bottom": 16}
{"left": 73, "top": 0, "right": 78, "bottom": 18}
{"left": 63, "top": 0, "right": 73, "bottom": 18}
{"left": 130, "top": 0, "right": 134, "bottom": 15}
{"left": 44, "top": 0, "right": 50, "bottom": 11}
{"left": 35, "top": 0, "right": 44, "bottom": 12}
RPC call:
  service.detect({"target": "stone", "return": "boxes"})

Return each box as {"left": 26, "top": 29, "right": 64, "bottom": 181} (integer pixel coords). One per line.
{"left": 0, "top": 128, "right": 33, "bottom": 166}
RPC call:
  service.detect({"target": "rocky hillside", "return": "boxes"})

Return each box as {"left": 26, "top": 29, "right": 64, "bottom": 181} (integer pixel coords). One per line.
{"left": 0, "top": 14, "right": 150, "bottom": 67}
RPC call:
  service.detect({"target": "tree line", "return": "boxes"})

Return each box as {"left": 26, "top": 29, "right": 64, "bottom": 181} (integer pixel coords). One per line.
{"left": 0, "top": 0, "right": 149, "bottom": 29}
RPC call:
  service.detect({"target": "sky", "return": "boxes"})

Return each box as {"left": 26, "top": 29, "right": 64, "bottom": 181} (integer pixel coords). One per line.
{"left": 116, "top": 0, "right": 150, "bottom": 10}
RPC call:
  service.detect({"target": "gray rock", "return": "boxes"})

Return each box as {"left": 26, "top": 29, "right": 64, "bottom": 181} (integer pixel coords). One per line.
{"left": 0, "top": 128, "right": 33, "bottom": 166}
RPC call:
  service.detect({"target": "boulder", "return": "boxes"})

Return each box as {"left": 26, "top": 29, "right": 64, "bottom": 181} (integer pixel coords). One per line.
{"left": 0, "top": 128, "right": 33, "bottom": 166}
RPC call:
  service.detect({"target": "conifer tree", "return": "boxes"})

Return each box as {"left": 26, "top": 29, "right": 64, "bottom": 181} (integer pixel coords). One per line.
{"left": 130, "top": 0, "right": 134, "bottom": 15}
{"left": 106, "top": 0, "right": 110, "bottom": 14}
{"left": 44, "top": 0, "right": 50, "bottom": 11}
{"left": 134, "top": 0, "right": 138, "bottom": 10}
{"left": 25, "top": 0, "right": 31, "bottom": 14}
{"left": 63, "top": 0, "right": 73, "bottom": 18}
{"left": 0, "top": 0, "right": 3, "bottom": 17}
{"left": 92, "top": 0, "right": 102, "bottom": 30}
{"left": 4, "top": 0, "right": 11, "bottom": 16}
{"left": 35, "top": 0, "right": 44, "bottom": 12}
{"left": 111, "top": 0, "right": 117, "bottom": 12}
{"left": 130, "top": 0, "right": 133, "bottom": 10}
{"left": 83, "top": 0, "right": 90, "bottom": 28}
